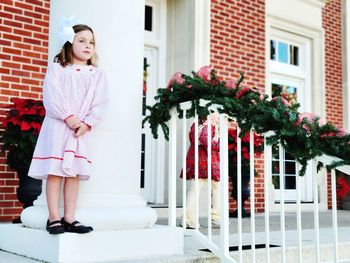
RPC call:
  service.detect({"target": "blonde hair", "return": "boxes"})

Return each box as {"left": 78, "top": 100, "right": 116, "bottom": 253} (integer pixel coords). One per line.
{"left": 54, "top": 24, "right": 98, "bottom": 67}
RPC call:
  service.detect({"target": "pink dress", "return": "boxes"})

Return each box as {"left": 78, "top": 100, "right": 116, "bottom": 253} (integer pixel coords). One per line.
{"left": 28, "top": 63, "right": 108, "bottom": 180}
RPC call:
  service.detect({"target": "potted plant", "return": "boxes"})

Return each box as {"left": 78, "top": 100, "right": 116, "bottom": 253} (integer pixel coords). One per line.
{"left": 1, "top": 98, "right": 45, "bottom": 222}
{"left": 228, "top": 127, "right": 264, "bottom": 217}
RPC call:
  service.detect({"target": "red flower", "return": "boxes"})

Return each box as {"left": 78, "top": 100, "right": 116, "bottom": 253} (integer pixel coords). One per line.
{"left": 225, "top": 79, "right": 237, "bottom": 89}
{"left": 167, "top": 72, "right": 185, "bottom": 90}
{"left": 272, "top": 96, "right": 291, "bottom": 107}
{"left": 197, "top": 65, "right": 213, "bottom": 83}
{"left": 296, "top": 112, "right": 324, "bottom": 133}
{"left": 236, "top": 87, "right": 251, "bottom": 99}
{"left": 20, "top": 121, "right": 31, "bottom": 131}
{"left": 337, "top": 177, "right": 350, "bottom": 198}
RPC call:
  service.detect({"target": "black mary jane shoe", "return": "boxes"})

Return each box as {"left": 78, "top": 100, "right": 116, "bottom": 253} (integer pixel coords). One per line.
{"left": 61, "top": 218, "right": 93, "bottom": 234}
{"left": 46, "top": 219, "right": 65, "bottom": 235}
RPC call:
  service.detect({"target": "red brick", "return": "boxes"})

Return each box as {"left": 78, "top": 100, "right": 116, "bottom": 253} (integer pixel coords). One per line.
{"left": 23, "top": 37, "right": 41, "bottom": 45}
{"left": 21, "top": 78, "right": 39, "bottom": 85}
{"left": 0, "top": 11, "right": 13, "bottom": 19}
{"left": 2, "top": 47, "right": 21, "bottom": 55}
{"left": 14, "top": 28, "right": 33, "bottom": 37}
{"left": 23, "top": 50, "right": 41, "bottom": 58}
{"left": 21, "top": 91, "right": 39, "bottom": 99}
{"left": 3, "top": 208, "right": 22, "bottom": 214}
{"left": 3, "top": 33, "right": 22, "bottom": 42}
{"left": 13, "top": 42, "right": 31, "bottom": 50}
{"left": 0, "top": 25, "right": 12, "bottom": 33}
{"left": 22, "top": 64, "right": 40, "bottom": 71}
{"left": 0, "top": 187, "right": 15, "bottom": 193}
{"left": 12, "top": 70, "right": 30, "bottom": 77}
{"left": 3, "top": 5, "right": 22, "bottom": 15}
{"left": 0, "top": 68, "right": 10, "bottom": 74}
{"left": 14, "top": 15, "right": 33, "bottom": 24}
{"left": 0, "top": 39, "right": 12, "bottom": 46}
{"left": 3, "top": 19, "right": 23, "bottom": 28}
{"left": 0, "top": 201, "right": 14, "bottom": 207}
{"left": 12, "top": 56, "right": 31, "bottom": 63}
{"left": 23, "top": 24, "right": 42, "bottom": 32}
{"left": 14, "top": 2, "right": 34, "bottom": 11}
{"left": 24, "top": 10, "right": 42, "bottom": 19}
{"left": 1, "top": 89, "right": 19, "bottom": 96}
{"left": 1, "top": 75, "right": 20, "bottom": 83}
{"left": 26, "top": 0, "right": 43, "bottom": 6}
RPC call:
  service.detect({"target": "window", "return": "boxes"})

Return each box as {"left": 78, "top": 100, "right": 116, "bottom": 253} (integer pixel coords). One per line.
{"left": 145, "top": 5, "right": 153, "bottom": 31}
{"left": 270, "top": 39, "right": 299, "bottom": 66}
{"left": 271, "top": 83, "right": 297, "bottom": 105}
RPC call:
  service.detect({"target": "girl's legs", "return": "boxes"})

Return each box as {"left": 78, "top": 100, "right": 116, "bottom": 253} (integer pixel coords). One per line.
{"left": 211, "top": 180, "right": 220, "bottom": 223}
{"left": 186, "top": 178, "right": 205, "bottom": 228}
{"left": 63, "top": 177, "right": 80, "bottom": 223}
{"left": 46, "top": 174, "right": 63, "bottom": 224}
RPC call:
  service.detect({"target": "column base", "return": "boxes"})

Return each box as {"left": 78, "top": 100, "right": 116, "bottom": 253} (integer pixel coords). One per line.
{"left": 0, "top": 224, "right": 183, "bottom": 262}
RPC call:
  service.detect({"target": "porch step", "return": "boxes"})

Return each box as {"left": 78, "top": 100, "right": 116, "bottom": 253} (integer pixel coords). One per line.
{"left": 1, "top": 239, "right": 350, "bottom": 262}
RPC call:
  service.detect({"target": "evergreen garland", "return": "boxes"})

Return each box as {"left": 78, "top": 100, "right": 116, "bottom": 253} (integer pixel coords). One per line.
{"left": 142, "top": 66, "right": 350, "bottom": 176}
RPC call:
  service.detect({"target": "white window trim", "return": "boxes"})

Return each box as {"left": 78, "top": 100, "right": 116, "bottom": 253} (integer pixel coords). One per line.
{"left": 143, "top": 0, "right": 167, "bottom": 204}
{"left": 266, "top": 16, "right": 327, "bottom": 212}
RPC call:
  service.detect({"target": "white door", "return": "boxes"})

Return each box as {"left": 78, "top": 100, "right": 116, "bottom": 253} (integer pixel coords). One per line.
{"left": 269, "top": 77, "right": 313, "bottom": 202}
{"left": 269, "top": 29, "right": 313, "bottom": 202}
{"left": 141, "top": 0, "right": 167, "bottom": 204}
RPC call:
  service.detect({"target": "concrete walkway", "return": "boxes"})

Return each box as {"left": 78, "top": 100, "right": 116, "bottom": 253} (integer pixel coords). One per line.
{"left": 1, "top": 210, "right": 350, "bottom": 262}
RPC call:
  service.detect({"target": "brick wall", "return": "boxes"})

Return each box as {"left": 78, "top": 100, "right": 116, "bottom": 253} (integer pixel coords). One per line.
{"left": 322, "top": 0, "right": 343, "bottom": 209}
{"left": 0, "top": 0, "right": 49, "bottom": 222}
{"left": 210, "top": 0, "right": 266, "bottom": 212}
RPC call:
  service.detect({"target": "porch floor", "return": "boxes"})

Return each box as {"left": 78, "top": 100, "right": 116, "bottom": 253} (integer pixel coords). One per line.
{"left": 1, "top": 210, "right": 350, "bottom": 262}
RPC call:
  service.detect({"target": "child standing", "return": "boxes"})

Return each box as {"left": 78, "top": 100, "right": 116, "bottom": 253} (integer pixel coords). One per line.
{"left": 180, "top": 113, "right": 220, "bottom": 229}
{"left": 28, "top": 24, "right": 108, "bottom": 234}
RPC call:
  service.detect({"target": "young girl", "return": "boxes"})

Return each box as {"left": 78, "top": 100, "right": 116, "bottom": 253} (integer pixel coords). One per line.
{"left": 180, "top": 113, "right": 221, "bottom": 229}
{"left": 28, "top": 24, "right": 108, "bottom": 234}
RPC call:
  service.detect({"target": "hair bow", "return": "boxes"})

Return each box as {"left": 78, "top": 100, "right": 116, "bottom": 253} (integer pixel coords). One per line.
{"left": 58, "top": 15, "right": 82, "bottom": 47}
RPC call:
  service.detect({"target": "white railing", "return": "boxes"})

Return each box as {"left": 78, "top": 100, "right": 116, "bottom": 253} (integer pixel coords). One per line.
{"left": 167, "top": 101, "right": 350, "bottom": 263}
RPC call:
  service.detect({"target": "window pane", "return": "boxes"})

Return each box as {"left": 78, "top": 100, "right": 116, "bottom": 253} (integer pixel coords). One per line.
{"left": 290, "top": 45, "right": 299, "bottom": 66}
{"left": 271, "top": 83, "right": 297, "bottom": 105}
{"left": 272, "top": 144, "right": 279, "bottom": 159}
{"left": 285, "top": 151, "right": 294, "bottom": 160}
{"left": 270, "top": 40, "right": 276, "bottom": 60}
{"left": 145, "top": 5, "right": 153, "bottom": 31}
{"left": 285, "top": 161, "right": 296, "bottom": 175}
{"left": 285, "top": 176, "right": 296, "bottom": 189}
{"left": 278, "top": 42, "right": 288, "bottom": 63}
{"left": 272, "top": 161, "right": 280, "bottom": 174}
{"left": 272, "top": 176, "right": 280, "bottom": 189}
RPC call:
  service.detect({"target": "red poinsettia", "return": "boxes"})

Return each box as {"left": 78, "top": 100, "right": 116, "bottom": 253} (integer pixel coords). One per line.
{"left": 337, "top": 176, "right": 350, "bottom": 199}
{"left": 1, "top": 98, "right": 45, "bottom": 176}
{"left": 228, "top": 126, "right": 264, "bottom": 176}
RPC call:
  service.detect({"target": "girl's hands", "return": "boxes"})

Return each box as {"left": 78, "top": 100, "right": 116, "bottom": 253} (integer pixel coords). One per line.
{"left": 65, "top": 115, "right": 81, "bottom": 129}
{"left": 73, "top": 123, "right": 90, "bottom": 137}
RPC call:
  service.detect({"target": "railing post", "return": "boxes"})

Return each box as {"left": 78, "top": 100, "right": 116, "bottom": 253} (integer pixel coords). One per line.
{"left": 313, "top": 168, "right": 320, "bottom": 262}
{"left": 279, "top": 146, "right": 286, "bottom": 262}
{"left": 168, "top": 108, "right": 177, "bottom": 227}
{"left": 263, "top": 136, "right": 271, "bottom": 262}
{"left": 219, "top": 114, "right": 230, "bottom": 259}
{"left": 331, "top": 169, "right": 339, "bottom": 262}
{"left": 237, "top": 126, "right": 243, "bottom": 262}
{"left": 250, "top": 130, "right": 256, "bottom": 263}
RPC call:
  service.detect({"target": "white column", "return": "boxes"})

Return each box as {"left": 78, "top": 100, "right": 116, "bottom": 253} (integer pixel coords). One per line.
{"left": 344, "top": 0, "right": 350, "bottom": 130}
{"left": 21, "top": 0, "right": 157, "bottom": 231}
{"left": 193, "top": 0, "right": 211, "bottom": 70}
